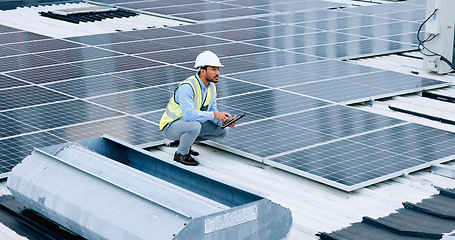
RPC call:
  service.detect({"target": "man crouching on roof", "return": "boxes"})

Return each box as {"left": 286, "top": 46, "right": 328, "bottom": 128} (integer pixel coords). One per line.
{"left": 159, "top": 51, "right": 237, "bottom": 166}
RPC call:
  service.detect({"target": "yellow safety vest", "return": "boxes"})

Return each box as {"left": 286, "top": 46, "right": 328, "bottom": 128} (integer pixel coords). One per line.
{"left": 159, "top": 75, "right": 217, "bottom": 130}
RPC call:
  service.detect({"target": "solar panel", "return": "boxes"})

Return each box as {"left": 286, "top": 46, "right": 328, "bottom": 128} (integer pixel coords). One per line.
{"left": 281, "top": 71, "right": 449, "bottom": 104}
{"left": 88, "top": 86, "right": 175, "bottom": 114}
{"left": 296, "top": 15, "right": 398, "bottom": 30}
{"left": 376, "top": 9, "right": 426, "bottom": 22}
{"left": 336, "top": 21, "right": 421, "bottom": 38}
{"left": 0, "top": 31, "right": 49, "bottom": 44}
{"left": 289, "top": 39, "right": 415, "bottom": 59}
{"left": 0, "top": 54, "right": 60, "bottom": 72}
{"left": 267, "top": 123, "right": 455, "bottom": 191}
{"left": 0, "top": 114, "right": 40, "bottom": 139}
{"left": 5, "top": 38, "right": 82, "bottom": 53}
{"left": 2, "top": 100, "right": 124, "bottom": 130}
{"left": 216, "top": 89, "right": 332, "bottom": 122}
{"left": 48, "top": 116, "right": 164, "bottom": 146}
{"left": 255, "top": 1, "right": 347, "bottom": 12}
{"left": 0, "top": 132, "right": 66, "bottom": 176}
{"left": 44, "top": 74, "right": 149, "bottom": 98}
{"left": 35, "top": 47, "right": 122, "bottom": 63}
{"left": 0, "top": 86, "right": 74, "bottom": 111}
{"left": 226, "top": 60, "right": 381, "bottom": 87}
{"left": 0, "top": 2, "right": 453, "bottom": 192}
{"left": 6, "top": 63, "right": 101, "bottom": 84}
{"left": 243, "top": 31, "right": 368, "bottom": 50}
{"left": 0, "top": 74, "right": 29, "bottom": 89}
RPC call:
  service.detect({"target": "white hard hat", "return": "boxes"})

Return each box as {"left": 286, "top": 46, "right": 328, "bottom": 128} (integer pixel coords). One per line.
{"left": 194, "top": 51, "right": 223, "bottom": 68}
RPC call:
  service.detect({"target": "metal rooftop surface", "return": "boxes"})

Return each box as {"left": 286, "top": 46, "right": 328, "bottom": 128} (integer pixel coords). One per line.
{"left": 1, "top": 0, "right": 455, "bottom": 239}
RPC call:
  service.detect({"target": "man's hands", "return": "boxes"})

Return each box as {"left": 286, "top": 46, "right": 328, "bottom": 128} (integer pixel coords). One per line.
{"left": 213, "top": 112, "right": 230, "bottom": 122}
{"left": 224, "top": 115, "right": 237, "bottom": 128}
{"left": 213, "top": 112, "right": 237, "bottom": 128}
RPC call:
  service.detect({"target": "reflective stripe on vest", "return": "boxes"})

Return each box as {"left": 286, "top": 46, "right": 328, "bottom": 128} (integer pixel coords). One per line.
{"left": 159, "top": 75, "right": 216, "bottom": 130}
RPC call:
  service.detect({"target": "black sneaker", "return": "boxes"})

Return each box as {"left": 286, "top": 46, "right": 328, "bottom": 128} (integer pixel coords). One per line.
{"left": 189, "top": 148, "right": 199, "bottom": 156}
{"left": 174, "top": 152, "right": 199, "bottom": 166}
{"left": 170, "top": 140, "right": 199, "bottom": 156}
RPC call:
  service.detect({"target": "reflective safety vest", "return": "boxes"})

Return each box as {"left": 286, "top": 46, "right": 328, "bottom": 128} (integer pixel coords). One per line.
{"left": 159, "top": 75, "right": 217, "bottom": 130}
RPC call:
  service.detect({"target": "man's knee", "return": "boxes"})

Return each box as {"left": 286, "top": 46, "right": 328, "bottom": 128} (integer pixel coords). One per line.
{"left": 218, "top": 128, "right": 228, "bottom": 138}
{"left": 187, "top": 121, "right": 202, "bottom": 135}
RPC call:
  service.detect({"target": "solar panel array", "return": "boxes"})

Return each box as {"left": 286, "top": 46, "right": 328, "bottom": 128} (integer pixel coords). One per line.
{"left": 1, "top": 0, "right": 454, "bottom": 191}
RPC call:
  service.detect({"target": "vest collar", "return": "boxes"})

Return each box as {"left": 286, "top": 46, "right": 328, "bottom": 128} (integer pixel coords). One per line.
{"left": 195, "top": 74, "right": 210, "bottom": 89}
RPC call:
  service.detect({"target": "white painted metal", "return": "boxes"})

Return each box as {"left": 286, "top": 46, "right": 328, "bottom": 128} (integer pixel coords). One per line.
{"left": 422, "top": 0, "right": 455, "bottom": 74}
{"left": 7, "top": 148, "right": 191, "bottom": 240}
{"left": 432, "top": 163, "right": 455, "bottom": 179}
{"left": 0, "top": 2, "right": 187, "bottom": 38}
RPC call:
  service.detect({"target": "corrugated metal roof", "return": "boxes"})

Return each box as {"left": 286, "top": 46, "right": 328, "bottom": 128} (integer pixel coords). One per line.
{"left": 318, "top": 188, "right": 455, "bottom": 239}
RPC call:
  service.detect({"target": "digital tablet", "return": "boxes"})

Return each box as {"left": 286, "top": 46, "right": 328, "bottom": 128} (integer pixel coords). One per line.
{"left": 222, "top": 113, "right": 246, "bottom": 129}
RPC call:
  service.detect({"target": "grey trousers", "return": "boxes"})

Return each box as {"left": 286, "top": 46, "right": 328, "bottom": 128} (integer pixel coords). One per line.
{"left": 162, "top": 120, "right": 228, "bottom": 155}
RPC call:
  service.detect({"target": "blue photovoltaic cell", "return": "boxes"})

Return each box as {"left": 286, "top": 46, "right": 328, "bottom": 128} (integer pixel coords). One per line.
{"left": 244, "top": 31, "right": 368, "bottom": 50}
{"left": 268, "top": 123, "right": 455, "bottom": 190}
{"left": 275, "top": 105, "right": 405, "bottom": 138}
{"left": 98, "top": 40, "right": 177, "bottom": 54}
{"left": 139, "top": 110, "right": 164, "bottom": 125}
{"left": 154, "top": 35, "right": 230, "bottom": 49}
{"left": 227, "top": 60, "right": 380, "bottom": 87}
{"left": 0, "top": 74, "right": 29, "bottom": 89}
{"left": 48, "top": 116, "right": 164, "bottom": 146}
{"left": 335, "top": 21, "right": 421, "bottom": 39}
{"left": 2, "top": 100, "right": 124, "bottom": 130}
{"left": 255, "top": 0, "right": 347, "bottom": 12}
{"left": 0, "top": 86, "right": 74, "bottom": 111}
{"left": 376, "top": 9, "right": 426, "bottom": 22}
{"left": 257, "top": 10, "right": 354, "bottom": 23}
{"left": 0, "top": 132, "right": 66, "bottom": 174}
{"left": 268, "top": 138, "right": 419, "bottom": 189}
{"left": 0, "top": 24, "right": 19, "bottom": 33}
{"left": 211, "top": 119, "right": 338, "bottom": 159}
{"left": 76, "top": 56, "right": 163, "bottom": 74}
{"left": 0, "top": 31, "right": 49, "bottom": 45}
{"left": 5, "top": 39, "right": 82, "bottom": 53}
{"left": 206, "top": 25, "right": 321, "bottom": 41}
{"left": 296, "top": 15, "right": 398, "bottom": 31}
{"left": 110, "top": 65, "right": 195, "bottom": 86}
{"left": 88, "top": 86, "right": 175, "bottom": 114}
{"left": 35, "top": 47, "right": 123, "bottom": 63}
{"left": 281, "top": 71, "right": 449, "bottom": 103}
{"left": 0, "top": 46, "right": 23, "bottom": 57}
{"left": 348, "top": 123, "right": 455, "bottom": 161}
{"left": 65, "top": 33, "right": 139, "bottom": 45}
{"left": 0, "top": 114, "right": 40, "bottom": 139}
{"left": 137, "top": 42, "right": 272, "bottom": 64}
{"left": 216, "top": 89, "right": 331, "bottom": 120}
{"left": 6, "top": 63, "right": 101, "bottom": 84}
{"left": 173, "top": 8, "right": 273, "bottom": 21}
{"left": 222, "top": 51, "right": 323, "bottom": 70}
{"left": 215, "top": 78, "right": 269, "bottom": 98}
{"left": 0, "top": 54, "right": 60, "bottom": 72}
{"left": 339, "top": 2, "right": 423, "bottom": 15}
{"left": 44, "top": 74, "right": 149, "bottom": 99}
{"left": 289, "top": 39, "right": 416, "bottom": 59}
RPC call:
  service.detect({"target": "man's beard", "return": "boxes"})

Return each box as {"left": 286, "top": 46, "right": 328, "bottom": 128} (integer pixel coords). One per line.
{"left": 208, "top": 75, "right": 219, "bottom": 83}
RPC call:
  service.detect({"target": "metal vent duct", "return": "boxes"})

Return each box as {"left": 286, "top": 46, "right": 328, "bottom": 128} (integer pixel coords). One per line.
{"left": 7, "top": 135, "right": 292, "bottom": 239}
